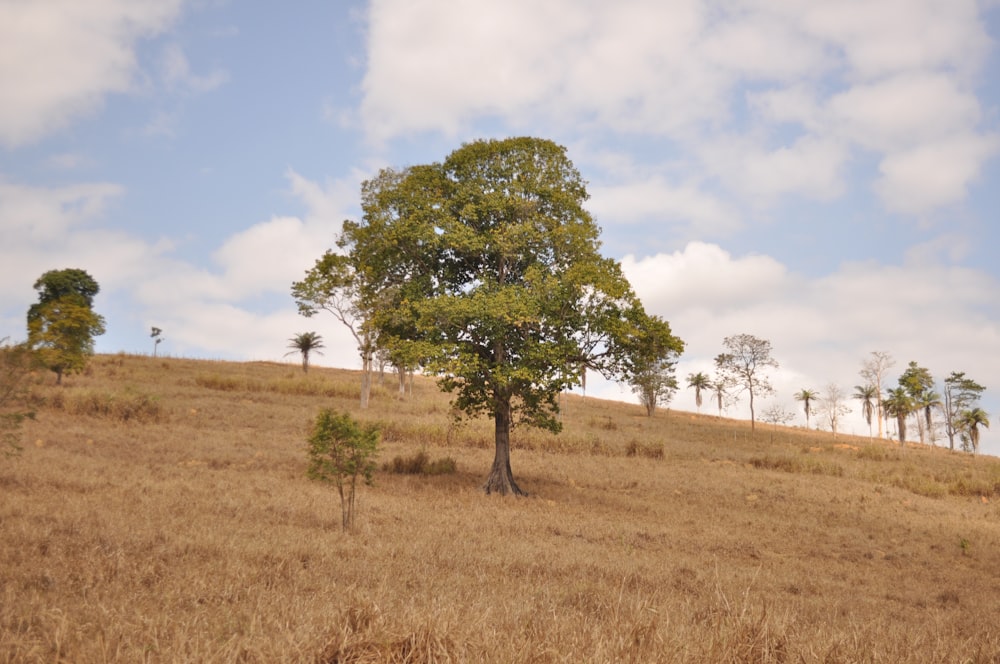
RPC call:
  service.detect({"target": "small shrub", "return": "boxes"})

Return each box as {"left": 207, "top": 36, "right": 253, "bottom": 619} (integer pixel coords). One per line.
{"left": 625, "top": 439, "right": 665, "bottom": 460}
{"left": 383, "top": 450, "right": 457, "bottom": 475}
{"left": 307, "top": 408, "right": 379, "bottom": 530}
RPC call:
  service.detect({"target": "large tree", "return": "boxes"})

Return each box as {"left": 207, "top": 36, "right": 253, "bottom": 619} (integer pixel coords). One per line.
{"left": 943, "top": 372, "right": 986, "bottom": 451}
{"left": 322, "top": 137, "right": 682, "bottom": 495}
{"left": 26, "top": 269, "right": 106, "bottom": 384}
{"left": 714, "top": 334, "right": 778, "bottom": 432}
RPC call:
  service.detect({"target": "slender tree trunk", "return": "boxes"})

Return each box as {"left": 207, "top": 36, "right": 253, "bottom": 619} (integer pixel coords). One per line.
{"left": 876, "top": 399, "right": 885, "bottom": 439}
{"left": 483, "top": 397, "right": 525, "bottom": 496}
{"left": 748, "top": 387, "right": 756, "bottom": 432}
{"left": 360, "top": 351, "right": 372, "bottom": 409}
{"left": 397, "top": 366, "right": 406, "bottom": 397}
{"left": 302, "top": 352, "right": 309, "bottom": 373}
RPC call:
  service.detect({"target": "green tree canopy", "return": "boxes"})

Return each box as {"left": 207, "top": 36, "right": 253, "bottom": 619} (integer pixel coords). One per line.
{"left": 26, "top": 269, "right": 106, "bottom": 384}
{"left": 324, "top": 137, "right": 683, "bottom": 495}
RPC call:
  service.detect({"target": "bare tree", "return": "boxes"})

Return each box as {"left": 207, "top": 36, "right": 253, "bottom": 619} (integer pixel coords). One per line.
{"left": 816, "top": 383, "right": 852, "bottom": 438}
{"left": 714, "top": 334, "right": 778, "bottom": 432}
{"left": 860, "top": 351, "right": 894, "bottom": 439}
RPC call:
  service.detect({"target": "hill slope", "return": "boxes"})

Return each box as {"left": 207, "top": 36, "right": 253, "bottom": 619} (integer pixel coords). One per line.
{"left": 2, "top": 354, "right": 1000, "bottom": 662}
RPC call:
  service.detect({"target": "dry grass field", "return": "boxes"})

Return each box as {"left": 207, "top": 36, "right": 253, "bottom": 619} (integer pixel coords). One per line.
{"left": 3, "top": 353, "right": 1000, "bottom": 662}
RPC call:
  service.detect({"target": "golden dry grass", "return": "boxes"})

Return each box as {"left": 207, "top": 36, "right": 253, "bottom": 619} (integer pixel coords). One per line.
{"left": 3, "top": 353, "right": 1000, "bottom": 662}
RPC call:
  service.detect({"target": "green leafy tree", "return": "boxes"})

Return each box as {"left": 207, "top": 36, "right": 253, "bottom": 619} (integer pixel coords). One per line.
{"left": 957, "top": 407, "right": 990, "bottom": 456}
{"left": 26, "top": 269, "right": 106, "bottom": 384}
{"left": 306, "top": 408, "right": 379, "bottom": 530}
{"left": 687, "top": 372, "right": 711, "bottom": 412}
{"left": 853, "top": 384, "right": 878, "bottom": 440}
{"left": 883, "top": 387, "right": 914, "bottom": 446}
{"left": 293, "top": 251, "right": 380, "bottom": 407}
{"left": 943, "top": 372, "right": 986, "bottom": 451}
{"left": 285, "top": 331, "right": 325, "bottom": 373}
{"left": 793, "top": 388, "right": 819, "bottom": 429}
{"left": 714, "top": 334, "right": 778, "bottom": 432}
{"left": 327, "top": 137, "right": 682, "bottom": 495}
{"left": 898, "top": 361, "right": 935, "bottom": 444}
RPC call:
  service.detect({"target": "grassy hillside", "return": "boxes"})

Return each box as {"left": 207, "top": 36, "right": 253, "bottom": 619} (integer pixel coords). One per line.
{"left": 2, "top": 354, "right": 1000, "bottom": 662}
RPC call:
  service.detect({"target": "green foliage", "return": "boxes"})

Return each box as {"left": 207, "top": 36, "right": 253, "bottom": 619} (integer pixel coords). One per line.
{"left": 944, "top": 372, "right": 987, "bottom": 451}
{"left": 320, "top": 136, "right": 683, "bottom": 494}
{"left": 306, "top": 409, "right": 379, "bottom": 530}
{"left": 882, "top": 387, "right": 914, "bottom": 444}
{"left": 26, "top": 269, "right": 106, "bottom": 384}
{"left": 285, "top": 331, "right": 325, "bottom": 373}
{"left": 687, "top": 372, "right": 711, "bottom": 411}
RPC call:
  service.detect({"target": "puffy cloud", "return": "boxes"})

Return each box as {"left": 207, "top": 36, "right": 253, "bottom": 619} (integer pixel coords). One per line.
{"left": 874, "top": 132, "right": 1000, "bottom": 214}
{"left": 0, "top": 0, "right": 184, "bottom": 146}
{"left": 588, "top": 179, "right": 739, "bottom": 237}
{"left": 616, "top": 241, "right": 1000, "bottom": 448}
{"left": 360, "top": 0, "right": 998, "bottom": 215}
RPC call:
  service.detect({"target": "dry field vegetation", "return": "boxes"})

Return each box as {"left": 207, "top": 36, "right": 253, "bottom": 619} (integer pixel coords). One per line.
{"left": 3, "top": 354, "right": 1000, "bottom": 663}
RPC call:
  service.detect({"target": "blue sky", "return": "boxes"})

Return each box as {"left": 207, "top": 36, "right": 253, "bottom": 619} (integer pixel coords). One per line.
{"left": 2, "top": 0, "right": 998, "bottom": 452}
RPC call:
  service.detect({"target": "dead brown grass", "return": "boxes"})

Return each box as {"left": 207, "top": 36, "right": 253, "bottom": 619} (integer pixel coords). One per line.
{"left": 2, "top": 353, "right": 1000, "bottom": 662}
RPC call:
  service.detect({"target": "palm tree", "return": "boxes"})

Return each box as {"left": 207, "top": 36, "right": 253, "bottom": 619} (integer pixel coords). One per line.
{"left": 958, "top": 408, "right": 990, "bottom": 456}
{"left": 853, "top": 384, "right": 878, "bottom": 440}
{"left": 882, "top": 387, "right": 913, "bottom": 447}
{"left": 710, "top": 379, "right": 727, "bottom": 419}
{"left": 794, "top": 389, "right": 819, "bottom": 429}
{"left": 919, "top": 390, "right": 943, "bottom": 445}
{"left": 286, "top": 332, "right": 325, "bottom": 373}
{"left": 687, "top": 372, "right": 711, "bottom": 412}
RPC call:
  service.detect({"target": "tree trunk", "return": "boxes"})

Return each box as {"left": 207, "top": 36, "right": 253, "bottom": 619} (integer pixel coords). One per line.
{"left": 360, "top": 351, "right": 372, "bottom": 409}
{"left": 483, "top": 398, "right": 526, "bottom": 496}
{"left": 397, "top": 366, "right": 406, "bottom": 397}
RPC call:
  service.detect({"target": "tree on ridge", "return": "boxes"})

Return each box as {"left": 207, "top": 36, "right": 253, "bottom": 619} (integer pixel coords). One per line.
{"left": 305, "top": 137, "right": 684, "bottom": 495}
{"left": 687, "top": 372, "right": 711, "bottom": 412}
{"left": 794, "top": 388, "right": 819, "bottom": 430}
{"left": 286, "top": 332, "right": 325, "bottom": 373}
{"left": 715, "top": 334, "right": 777, "bottom": 433}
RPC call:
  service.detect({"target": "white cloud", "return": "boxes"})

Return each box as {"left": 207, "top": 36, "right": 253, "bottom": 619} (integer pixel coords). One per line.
{"left": 0, "top": 0, "right": 184, "bottom": 146}
{"left": 159, "top": 42, "right": 228, "bottom": 93}
{"left": 617, "top": 241, "right": 1000, "bottom": 450}
{"left": 699, "top": 134, "right": 849, "bottom": 201}
{"left": 874, "top": 132, "right": 1000, "bottom": 214}
{"left": 588, "top": 178, "right": 739, "bottom": 236}
{"left": 361, "top": 0, "right": 998, "bottom": 216}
